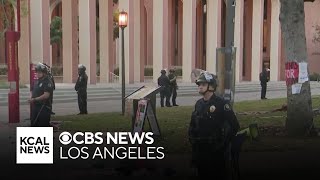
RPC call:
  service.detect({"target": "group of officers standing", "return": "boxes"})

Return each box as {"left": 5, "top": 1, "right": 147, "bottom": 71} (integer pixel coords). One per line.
{"left": 27, "top": 62, "right": 241, "bottom": 179}
{"left": 28, "top": 62, "right": 88, "bottom": 127}
{"left": 157, "top": 69, "right": 179, "bottom": 107}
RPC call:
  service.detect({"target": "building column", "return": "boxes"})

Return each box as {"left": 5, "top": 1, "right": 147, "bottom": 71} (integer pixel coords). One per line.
{"left": 79, "top": 0, "right": 96, "bottom": 84}
{"left": 62, "top": 0, "right": 78, "bottom": 83}
{"left": 18, "top": 0, "right": 30, "bottom": 84}
{"left": 99, "top": 0, "right": 113, "bottom": 83}
{"left": 134, "top": 0, "right": 142, "bottom": 82}
{"left": 140, "top": 0, "right": 147, "bottom": 81}
{"left": 153, "top": 0, "right": 169, "bottom": 82}
{"left": 30, "top": 0, "right": 50, "bottom": 65}
{"left": 206, "top": 0, "right": 222, "bottom": 74}
{"left": 234, "top": 0, "right": 244, "bottom": 82}
{"left": 145, "top": 0, "right": 153, "bottom": 66}
{"left": 182, "top": 0, "right": 197, "bottom": 82}
{"left": 168, "top": 0, "right": 175, "bottom": 68}
{"left": 196, "top": 0, "right": 204, "bottom": 69}
{"left": 177, "top": 1, "right": 183, "bottom": 66}
{"left": 119, "top": 0, "right": 135, "bottom": 84}
{"left": 251, "top": 0, "right": 264, "bottom": 81}
{"left": 270, "top": 0, "right": 281, "bottom": 81}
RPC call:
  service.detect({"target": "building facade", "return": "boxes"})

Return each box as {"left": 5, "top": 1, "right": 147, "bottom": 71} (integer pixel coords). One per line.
{"left": 0, "top": 0, "right": 320, "bottom": 84}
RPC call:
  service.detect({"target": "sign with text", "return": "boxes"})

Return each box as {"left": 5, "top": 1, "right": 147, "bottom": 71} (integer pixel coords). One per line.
{"left": 285, "top": 62, "right": 299, "bottom": 86}
{"left": 133, "top": 99, "right": 161, "bottom": 136}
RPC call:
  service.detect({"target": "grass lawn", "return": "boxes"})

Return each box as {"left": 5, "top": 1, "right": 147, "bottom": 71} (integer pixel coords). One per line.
{"left": 52, "top": 96, "right": 320, "bottom": 153}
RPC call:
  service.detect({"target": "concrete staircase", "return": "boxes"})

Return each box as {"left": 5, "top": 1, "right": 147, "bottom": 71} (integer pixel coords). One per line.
{"left": 1, "top": 81, "right": 319, "bottom": 106}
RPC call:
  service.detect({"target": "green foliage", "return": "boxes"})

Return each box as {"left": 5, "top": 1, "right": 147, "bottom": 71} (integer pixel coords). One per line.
{"left": 50, "top": 16, "right": 62, "bottom": 45}
{"left": 113, "top": 10, "right": 119, "bottom": 40}
{"left": 312, "top": 24, "right": 320, "bottom": 45}
{"left": 51, "top": 66, "right": 63, "bottom": 76}
{"left": 113, "top": 67, "right": 182, "bottom": 76}
{"left": 309, "top": 72, "right": 320, "bottom": 81}
{"left": 0, "top": 67, "right": 8, "bottom": 75}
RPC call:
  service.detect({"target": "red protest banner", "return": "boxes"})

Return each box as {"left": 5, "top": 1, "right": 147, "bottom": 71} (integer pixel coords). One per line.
{"left": 285, "top": 62, "right": 299, "bottom": 86}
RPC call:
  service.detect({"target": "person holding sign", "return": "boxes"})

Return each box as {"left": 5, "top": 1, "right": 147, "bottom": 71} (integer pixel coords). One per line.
{"left": 188, "top": 72, "right": 240, "bottom": 179}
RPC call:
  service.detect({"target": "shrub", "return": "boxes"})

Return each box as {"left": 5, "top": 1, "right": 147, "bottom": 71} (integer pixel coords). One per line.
{"left": 113, "top": 67, "right": 182, "bottom": 77}
{"left": 0, "top": 67, "right": 7, "bottom": 75}
{"left": 51, "top": 66, "right": 63, "bottom": 76}
{"left": 309, "top": 72, "right": 320, "bottom": 81}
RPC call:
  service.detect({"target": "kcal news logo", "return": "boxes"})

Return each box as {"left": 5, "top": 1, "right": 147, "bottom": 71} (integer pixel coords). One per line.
{"left": 16, "top": 127, "right": 53, "bottom": 164}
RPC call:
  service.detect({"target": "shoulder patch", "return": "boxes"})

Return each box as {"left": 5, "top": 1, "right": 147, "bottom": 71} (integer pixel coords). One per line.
{"left": 224, "top": 104, "right": 231, "bottom": 111}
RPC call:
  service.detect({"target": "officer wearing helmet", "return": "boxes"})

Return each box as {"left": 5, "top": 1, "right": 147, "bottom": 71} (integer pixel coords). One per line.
{"left": 188, "top": 72, "right": 240, "bottom": 179}
{"left": 157, "top": 69, "right": 171, "bottom": 107}
{"left": 168, "top": 68, "right": 178, "bottom": 106}
{"left": 43, "top": 63, "right": 56, "bottom": 114}
{"left": 75, "top": 64, "right": 88, "bottom": 114}
{"left": 27, "top": 62, "right": 54, "bottom": 127}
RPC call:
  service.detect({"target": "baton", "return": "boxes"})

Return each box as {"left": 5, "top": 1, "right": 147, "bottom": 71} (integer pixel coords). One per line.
{"left": 32, "top": 104, "right": 45, "bottom": 126}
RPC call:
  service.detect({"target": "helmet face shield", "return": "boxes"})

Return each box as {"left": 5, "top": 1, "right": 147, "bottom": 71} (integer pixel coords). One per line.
{"left": 78, "top": 64, "right": 86, "bottom": 73}
{"left": 35, "top": 63, "right": 48, "bottom": 74}
{"left": 195, "top": 71, "right": 217, "bottom": 91}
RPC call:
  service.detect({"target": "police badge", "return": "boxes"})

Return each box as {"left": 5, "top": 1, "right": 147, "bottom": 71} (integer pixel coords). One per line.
{"left": 224, "top": 104, "right": 231, "bottom": 111}
{"left": 209, "top": 105, "right": 216, "bottom": 112}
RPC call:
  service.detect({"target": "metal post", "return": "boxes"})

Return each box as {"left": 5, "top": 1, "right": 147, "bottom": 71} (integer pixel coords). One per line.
{"left": 7, "top": 0, "right": 21, "bottom": 123}
{"left": 121, "top": 27, "right": 125, "bottom": 115}
{"left": 224, "top": 0, "right": 236, "bottom": 106}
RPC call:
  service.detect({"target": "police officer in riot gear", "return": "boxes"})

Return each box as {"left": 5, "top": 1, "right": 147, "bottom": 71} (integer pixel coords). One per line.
{"left": 188, "top": 71, "right": 240, "bottom": 179}
{"left": 28, "top": 62, "right": 53, "bottom": 127}
{"left": 43, "top": 63, "right": 56, "bottom": 114}
{"left": 75, "top": 64, "right": 88, "bottom": 114}
{"left": 260, "top": 67, "right": 270, "bottom": 99}
{"left": 157, "top": 69, "right": 171, "bottom": 107}
{"left": 168, "top": 68, "right": 178, "bottom": 106}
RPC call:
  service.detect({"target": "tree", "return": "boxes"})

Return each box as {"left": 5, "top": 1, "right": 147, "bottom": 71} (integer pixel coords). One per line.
{"left": 50, "top": 16, "right": 62, "bottom": 45}
{"left": 279, "top": 0, "right": 314, "bottom": 136}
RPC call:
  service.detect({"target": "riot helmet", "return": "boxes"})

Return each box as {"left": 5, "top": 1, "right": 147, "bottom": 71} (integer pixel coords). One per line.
{"left": 195, "top": 71, "right": 217, "bottom": 92}
{"left": 78, "top": 64, "right": 86, "bottom": 74}
{"left": 35, "top": 62, "right": 48, "bottom": 74}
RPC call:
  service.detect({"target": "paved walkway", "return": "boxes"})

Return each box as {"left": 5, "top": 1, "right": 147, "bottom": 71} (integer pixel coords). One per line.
{"left": 2, "top": 83, "right": 320, "bottom": 124}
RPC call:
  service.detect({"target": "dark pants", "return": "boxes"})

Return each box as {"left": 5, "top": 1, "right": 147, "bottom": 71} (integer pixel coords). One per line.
{"left": 78, "top": 91, "right": 87, "bottom": 114}
{"left": 31, "top": 104, "right": 51, "bottom": 127}
{"left": 192, "top": 144, "right": 228, "bottom": 179}
{"left": 170, "top": 86, "right": 177, "bottom": 105}
{"left": 160, "top": 89, "right": 170, "bottom": 107}
{"left": 261, "top": 83, "right": 267, "bottom": 99}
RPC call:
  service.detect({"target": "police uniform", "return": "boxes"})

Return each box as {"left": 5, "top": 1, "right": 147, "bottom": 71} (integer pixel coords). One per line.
{"left": 168, "top": 69, "right": 178, "bottom": 106}
{"left": 188, "top": 72, "right": 240, "bottom": 179}
{"left": 75, "top": 64, "right": 88, "bottom": 114}
{"left": 44, "top": 63, "right": 56, "bottom": 114}
{"left": 259, "top": 68, "right": 269, "bottom": 99}
{"left": 157, "top": 70, "right": 171, "bottom": 107}
{"left": 31, "top": 65, "right": 53, "bottom": 127}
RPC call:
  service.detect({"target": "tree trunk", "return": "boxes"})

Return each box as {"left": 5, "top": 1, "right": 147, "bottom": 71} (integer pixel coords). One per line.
{"left": 279, "top": 0, "right": 313, "bottom": 136}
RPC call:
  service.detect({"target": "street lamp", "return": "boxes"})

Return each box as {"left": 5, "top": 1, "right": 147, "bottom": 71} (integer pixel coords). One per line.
{"left": 119, "top": 10, "right": 128, "bottom": 115}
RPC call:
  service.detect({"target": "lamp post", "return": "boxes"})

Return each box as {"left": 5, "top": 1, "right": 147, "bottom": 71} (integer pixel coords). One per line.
{"left": 119, "top": 10, "right": 128, "bottom": 115}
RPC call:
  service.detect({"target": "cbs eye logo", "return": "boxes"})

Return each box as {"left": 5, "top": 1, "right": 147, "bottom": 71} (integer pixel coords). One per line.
{"left": 59, "top": 132, "right": 72, "bottom": 145}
